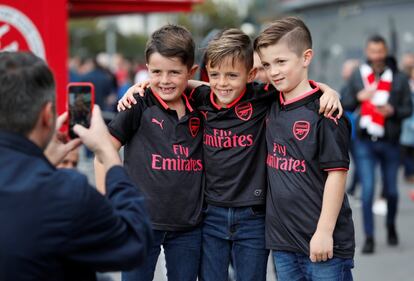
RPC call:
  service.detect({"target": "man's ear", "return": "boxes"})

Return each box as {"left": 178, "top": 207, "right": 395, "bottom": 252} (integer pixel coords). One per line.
{"left": 247, "top": 67, "right": 258, "bottom": 83}
{"left": 39, "top": 102, "right": 55, "bottom": 131}
{"left": 303, "top": 49, "right": 313, "bottom": 67}
{"left": 188, "top": 64, "right": 199, "bottom": 79}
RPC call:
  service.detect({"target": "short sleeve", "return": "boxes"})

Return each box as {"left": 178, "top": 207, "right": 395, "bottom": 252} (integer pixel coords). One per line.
{"left": 318, "top": 116, "right": 351, "bottom": 171}
{"left": 108, "top": 94, "right": 145, "bottom": 145}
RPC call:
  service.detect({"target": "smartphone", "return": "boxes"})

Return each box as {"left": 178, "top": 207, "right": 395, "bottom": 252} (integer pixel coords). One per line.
{"left": 67, "top": 82, "right": 94, "bottom": 139}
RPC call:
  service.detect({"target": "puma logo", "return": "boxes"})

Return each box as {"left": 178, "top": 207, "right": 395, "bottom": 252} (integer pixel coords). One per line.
{"left": 151, "top": 118, "right": 164, "bottom": 129}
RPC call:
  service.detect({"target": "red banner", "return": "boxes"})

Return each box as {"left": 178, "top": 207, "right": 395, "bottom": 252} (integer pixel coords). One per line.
{"left": 0, "top": 0, "right": 68, "bottom": 113}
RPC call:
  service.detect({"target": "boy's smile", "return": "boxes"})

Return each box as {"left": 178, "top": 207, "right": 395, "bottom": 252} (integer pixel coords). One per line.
{"left": 207, "top": 57, "right": 256, "bottom": 108}
{"left": 147, "top": 52, "right": 194, "bottom": 104}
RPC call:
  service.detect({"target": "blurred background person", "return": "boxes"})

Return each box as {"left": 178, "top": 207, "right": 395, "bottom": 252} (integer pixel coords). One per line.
{"left": 399, "top": 53, "right": 414, "bottom": 184}
{"left": 342, "top": 35, "right": 412, "bottom": 254}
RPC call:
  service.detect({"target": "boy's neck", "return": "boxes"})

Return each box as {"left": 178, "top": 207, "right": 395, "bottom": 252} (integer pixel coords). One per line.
{"left": 282, "top": 78, "right": 313, "bottom": 102}
{"left": 166, "top": 98, "right": 186, "bottom": 119}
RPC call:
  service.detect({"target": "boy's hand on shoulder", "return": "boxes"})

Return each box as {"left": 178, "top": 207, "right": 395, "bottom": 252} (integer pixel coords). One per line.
{"left": 309, "top": 229, "right": 334, "bottom": 263}
{"left": 117, "top": 80, "right": 150, "bottom": 112}
{"left": 318, "top": 82, "right": 343, "bottom": 118}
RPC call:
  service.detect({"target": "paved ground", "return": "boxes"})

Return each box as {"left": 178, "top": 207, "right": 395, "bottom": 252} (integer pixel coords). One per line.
{"left": 78, "top": 149, "right": 414, "bottom": 281}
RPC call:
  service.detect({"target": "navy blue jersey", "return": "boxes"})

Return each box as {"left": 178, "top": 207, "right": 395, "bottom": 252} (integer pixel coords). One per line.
{"left": 108, "top": 88, "right": 204, "bottom": 231}
{"left": 190, "top": 83, "right": 275, "bottom": 207}
{"left": 265, "top": 83, "right": 355, "bottom": 259}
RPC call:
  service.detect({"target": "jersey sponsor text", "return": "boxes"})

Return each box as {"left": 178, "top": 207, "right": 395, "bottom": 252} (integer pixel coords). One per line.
{"left": 266, "top": 142, "right": 306, "bottom": 173}
{"left": 151, "top": 144, "right": 202, "bottom": 172}
{"left": 203, "top": 128, "right": 253, "bottom": 148}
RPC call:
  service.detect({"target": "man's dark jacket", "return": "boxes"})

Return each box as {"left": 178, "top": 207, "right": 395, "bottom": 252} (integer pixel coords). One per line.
{"left": 342, "top": 66, "right": 413, "bottom": 142}
{"left": 0, "top": 130, "right": 152, "bottom": 280}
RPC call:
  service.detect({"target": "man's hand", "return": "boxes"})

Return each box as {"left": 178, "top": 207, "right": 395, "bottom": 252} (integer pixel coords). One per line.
{"left": 44, "top": 112, "right": 82, "bottom": 166}
{"left": 357, "top": 88, "right": 375, "bottom": 102}
{"left": 73, "top": 106, "right": 121, "bottom": 169}
{"left": 376, "top": 104, "right": 394, "bottom": 118}
{"left": 309, "top": 229, "right": 334, "bottom": 263}
{"left": 318, "top": 82, "right": 343, "bottom": 118}
{"left": 117, "top": 81, "right": 150, "bottom": 111}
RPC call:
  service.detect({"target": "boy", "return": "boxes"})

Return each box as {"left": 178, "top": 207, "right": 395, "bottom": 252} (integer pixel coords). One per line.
{"left": 95, "top": 25, "right": 203, "bottom": 281}
{"left": 119, "top": 28, "right": 343, "bottom": 281}
{"left": 254, "top": 17, "right": 355, "bottom": 280}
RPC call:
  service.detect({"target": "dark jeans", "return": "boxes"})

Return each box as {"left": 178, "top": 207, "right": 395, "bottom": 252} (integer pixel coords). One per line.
{"left": 354, "top": 138, "right": 400, "bottom": 237}
{"left": 200, "top": 205, "right": 269, "bottom": 281}
{"left": 273, "top": 251, "right": 354, "bottom": 281}
{"left": 122, "top": 227, "right": 202, "bottom": 281}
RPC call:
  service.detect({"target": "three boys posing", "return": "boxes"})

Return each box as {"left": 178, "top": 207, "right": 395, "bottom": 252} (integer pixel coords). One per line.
{"left": 107, "top": 16, "right": 354, "bottom": 280}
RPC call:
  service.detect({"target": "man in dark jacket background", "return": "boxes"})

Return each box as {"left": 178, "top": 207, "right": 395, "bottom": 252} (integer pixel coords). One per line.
{"left": 0, "top": 51, "right": 152, "bottom": 280}
{"left": 342, "top": 35, "right": 412, "bottom": 254}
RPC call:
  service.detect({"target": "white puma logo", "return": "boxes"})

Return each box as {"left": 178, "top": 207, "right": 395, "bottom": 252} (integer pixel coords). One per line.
{"left": 151, "top": 118, "right": 164, "bottom": 129}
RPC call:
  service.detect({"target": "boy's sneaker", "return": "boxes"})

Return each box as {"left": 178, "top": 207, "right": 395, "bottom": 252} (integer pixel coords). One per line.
{"left": 387, "top": 224, "right": 399, "bottom": 246}
{"left": 362, "top": 237, "right": 375, "bottom": 254}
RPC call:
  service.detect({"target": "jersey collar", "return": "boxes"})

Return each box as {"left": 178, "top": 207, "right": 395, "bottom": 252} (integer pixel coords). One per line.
{"left": 150, "top": 88, "right": 193, "bottom": 113}
{"left": 279, "top": 80, "right": 321, "bottom": 110}
{"left": 209, "top": 87, "right": 247, "bottom": 110}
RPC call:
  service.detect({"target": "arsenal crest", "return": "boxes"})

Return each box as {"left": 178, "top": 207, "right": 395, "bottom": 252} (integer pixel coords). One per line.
{"left": 293, "top": 121, "right": 310, "bottom": 141}
{"left": 235, "top": 102, "right": 253, "bottom": 121}
{"left": 189, "top": 117, "right": 201, "bottom": 137}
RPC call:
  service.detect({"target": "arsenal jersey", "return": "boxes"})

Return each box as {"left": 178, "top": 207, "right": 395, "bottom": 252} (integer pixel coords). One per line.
{"left": 108, "top": 88, "right": 204, "bottom": 231}
{"left": 265, "top": 82, "right": 355, "bottom": 259}
{"left": 190, "top": 83, "right": 275, "bottom": 207}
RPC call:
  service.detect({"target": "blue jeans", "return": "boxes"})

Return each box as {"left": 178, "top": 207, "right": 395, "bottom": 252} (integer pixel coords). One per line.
{"left": 353, "top": 138, "right": 400, "bottom": 237}
{"left": 122, "top": 226, "right": 202, "bottom": 281}
{"left": 200, "top": 205, "right": 269, "bottom": 281}
{"left": 273, "top": 251, "right": 354, "bottom": 281}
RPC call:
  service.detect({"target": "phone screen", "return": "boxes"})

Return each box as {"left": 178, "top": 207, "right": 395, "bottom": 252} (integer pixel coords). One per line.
{"left": 68, "top": 85, "right": 93, "bottom": 139}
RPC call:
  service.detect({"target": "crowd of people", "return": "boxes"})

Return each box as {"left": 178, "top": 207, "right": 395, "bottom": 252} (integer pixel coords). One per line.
{"left": 1, "top": 14, "right": 413, "bottom": 281}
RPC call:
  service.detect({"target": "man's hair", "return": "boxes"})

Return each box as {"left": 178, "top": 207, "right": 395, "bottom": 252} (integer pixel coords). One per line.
{"left": 145, "top": 24, "right": 195, "bottom": 69}
{"left": 206, "top": 28, "right": 253, "bottom": 71}
{"left": 0, "top": 52, "right": 55, "bottom": 135}
{"left": 254, "top": 16, "right": 312, "bottom": 56}
{"left": 366, "top": 34, "right": 387, "bottom": 47}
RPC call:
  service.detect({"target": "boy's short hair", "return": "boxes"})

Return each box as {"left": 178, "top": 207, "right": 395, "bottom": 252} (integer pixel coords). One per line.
{"left": 254, "top": 16, "right": 312, "bottom": 56}
{"left": 206, "top": 28, "right": 253, "bottom": 71}
{"left": 145, "top": 24, "right": 195, "bottom": 69}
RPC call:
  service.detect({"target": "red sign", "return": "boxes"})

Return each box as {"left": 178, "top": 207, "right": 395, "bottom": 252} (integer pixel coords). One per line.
{"left": 0, "top": 1, "right": 68, "bottom": 114}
